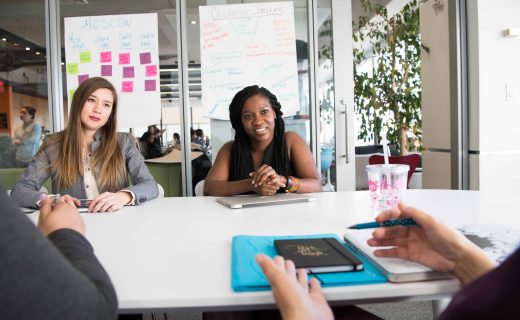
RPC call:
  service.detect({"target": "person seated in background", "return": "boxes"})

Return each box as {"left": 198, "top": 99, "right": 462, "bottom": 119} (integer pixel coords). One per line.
{"left": 13, "top": 106, "right": 42, "bottom": 168}
{"left": 173, "top": 132, "right": 181, "bottom": 150}
{"left": 164, "top": 132, "right": 182, "bottom": 155}
{"left": 11, "top": 77, "right": 158, "bottom": 212}
{"left": 204, "top": 85, "right": 322, "bottom": 196}
{"left": 256, "top": 202, "right": 519, "bottom": 319}
{"left": 141, "top": 125, "right": 164, "bottom": 147}
{"left": 0, "top": 190, "right": 117, "bottom": 319}
{"left": 139, "top": 131, "right": 164, "bottom": 159}
{"left": 190, "top": 127, "right": 197, "bottom": 142}
{"left": 194, "top": 128, "right": 206, "bottom": 147}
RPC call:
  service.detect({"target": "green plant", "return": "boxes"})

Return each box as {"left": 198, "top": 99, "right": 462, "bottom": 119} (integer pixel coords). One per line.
{"left": 353, "top": 0, "right": 423, "bottom": 154}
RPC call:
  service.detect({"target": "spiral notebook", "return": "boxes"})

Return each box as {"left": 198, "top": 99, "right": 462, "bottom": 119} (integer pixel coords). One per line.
{"left": 343, "top": 229, "right": 452, "bottom": 283}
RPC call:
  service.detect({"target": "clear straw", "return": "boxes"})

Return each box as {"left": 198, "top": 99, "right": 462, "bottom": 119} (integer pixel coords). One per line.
{"left": 382, "top": 138, "right": 389, "bottom": 165}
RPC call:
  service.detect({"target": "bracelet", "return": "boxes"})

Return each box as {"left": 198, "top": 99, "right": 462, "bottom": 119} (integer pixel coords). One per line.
{"left": 287, "top": 176, "right": 300, "bottom": 193}
{"left": 284, "top": 176, "right": 292, "bottom": 192}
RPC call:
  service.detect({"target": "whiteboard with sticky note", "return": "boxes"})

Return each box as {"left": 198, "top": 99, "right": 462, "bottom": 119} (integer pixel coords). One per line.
{"left": 64, "top": 13, "right": 160, "bottom": 128}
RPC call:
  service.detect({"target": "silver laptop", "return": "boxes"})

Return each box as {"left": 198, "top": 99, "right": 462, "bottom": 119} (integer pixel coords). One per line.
{"left": 216, "top": 193, "right": 315, "bottom": 209}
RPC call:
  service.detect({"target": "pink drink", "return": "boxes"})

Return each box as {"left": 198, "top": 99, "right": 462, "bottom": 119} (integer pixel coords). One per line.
{"left": 366, "top": 164, "right": 409, "bottom": 217}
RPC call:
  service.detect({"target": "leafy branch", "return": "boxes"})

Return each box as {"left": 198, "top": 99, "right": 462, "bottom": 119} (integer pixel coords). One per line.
{"left": 353, "top": 0, "right": 423, "bottom": 154}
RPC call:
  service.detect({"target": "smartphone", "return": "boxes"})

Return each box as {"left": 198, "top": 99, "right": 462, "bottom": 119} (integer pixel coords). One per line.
{"left": 78, "top": 199, "right": 92, "bottom": 213}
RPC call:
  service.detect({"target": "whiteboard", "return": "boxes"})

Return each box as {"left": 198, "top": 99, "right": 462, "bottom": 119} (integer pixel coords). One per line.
{"left": 199, "top": 2, "right": 299, "bottom": 120}
{"left": 64, "top": 13, "right": 160, "bottom": 128}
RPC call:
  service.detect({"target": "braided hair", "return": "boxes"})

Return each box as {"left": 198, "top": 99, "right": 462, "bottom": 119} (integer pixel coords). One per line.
{"left": 228, "top": 85, "right": 290, "bottom": 181}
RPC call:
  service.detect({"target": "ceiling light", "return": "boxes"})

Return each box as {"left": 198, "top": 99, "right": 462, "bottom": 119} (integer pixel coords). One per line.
{"left": 1, "top": 38, "right": 6, "bottom": 41}
{"left": 25, "top": 47, "right": 30, "bottom": 51}
{"left": 35, "top": 52, "right": 41, "bottom": 55}
{"left": 190, "top": 20, "right": 197, "bottom": 25}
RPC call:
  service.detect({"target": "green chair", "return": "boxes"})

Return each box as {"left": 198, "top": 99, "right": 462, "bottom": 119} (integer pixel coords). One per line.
{"left": 0, "top": 168, "right": 52, "bottom": 193}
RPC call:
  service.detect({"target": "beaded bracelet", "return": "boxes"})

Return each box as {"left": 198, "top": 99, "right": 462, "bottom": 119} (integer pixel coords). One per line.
{"left": 287, "top": 176, "right": 300, "bottom": 193}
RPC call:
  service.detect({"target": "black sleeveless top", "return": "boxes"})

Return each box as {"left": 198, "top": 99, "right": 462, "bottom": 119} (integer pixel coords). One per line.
{"left": 229, "top": 139, "right": 294, "bottom": 193}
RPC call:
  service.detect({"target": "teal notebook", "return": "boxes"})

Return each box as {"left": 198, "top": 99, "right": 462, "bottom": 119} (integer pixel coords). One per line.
{"left": 231, "top": 233, "right": 387, "bottom": 292}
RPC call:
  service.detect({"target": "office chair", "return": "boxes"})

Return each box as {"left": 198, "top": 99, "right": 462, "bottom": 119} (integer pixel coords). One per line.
{"left": 194, "top": 180, "right": 205, "bottom": 196}
{"left": 157, "top": 183, "right": 165, "bottom": 198}
{"left": 368, "top": 154, "right": 421, "bottom": 187}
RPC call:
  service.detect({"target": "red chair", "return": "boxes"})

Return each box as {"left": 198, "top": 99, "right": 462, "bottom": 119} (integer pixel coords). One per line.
{"left": 368, "top": 154, "right": 421, "bottom": 187}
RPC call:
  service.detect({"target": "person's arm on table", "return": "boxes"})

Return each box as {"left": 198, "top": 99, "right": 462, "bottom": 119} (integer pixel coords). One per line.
{"left": 244, "top": 132, "right": 322, "bottom": 195}
{"left": 204, "top": 142, "right": 258, "bottom": 196}
{"left": 368, "top": 203, "right": 496, "bottom": 285}
{"left": 120, "top": 132, "right": 159, "bottom": 203}
{"left": 10, "top": 142, "right": 53, "bottom": 208}
{"left": 285, "top": 132, "right": 322, "bottom": 193}
{"left": 248, "top": 164, "right": 285, "bottom": 195}
{"left": 88, "top": 133, "right": 158, "bottom": 212}
{"left": 255, "top": 254, "right": 333, "bottom": 320}
{"left": 0, "top": 192, "right": 117, "bottom": 320}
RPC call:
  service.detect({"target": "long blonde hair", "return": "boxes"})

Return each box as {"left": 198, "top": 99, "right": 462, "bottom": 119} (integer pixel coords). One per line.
{"left": 45, "top": 77, "right": 126, "bottom": 191}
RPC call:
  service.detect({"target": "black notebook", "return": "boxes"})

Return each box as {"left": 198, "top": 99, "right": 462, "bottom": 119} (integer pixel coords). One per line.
{"left": 274, "top": 237, "right": 363, "bottom": 273}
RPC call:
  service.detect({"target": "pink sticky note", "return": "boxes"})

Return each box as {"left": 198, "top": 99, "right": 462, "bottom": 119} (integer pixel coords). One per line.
{"left": 100, "top": 51, "right": 112, "bottom": 63}
{"left": 78, "top": 74, "right": 89, "bottom": 84}
{"left": 144, "top": 79, "right": 156, "bottom": 92}
{"left": 145, "top": 65, "right": 157, "bottom": 77}
{"left": 119, "top": 53, "right": 130, "bottom": 65}
{"left": 123, "top": 66, "right": 134, "bottom": 78}
{"left": 101, "top": 65, "right": 112, "bottom": 77}
{"left": 121, "top": 81, "right": 133, "bottom": 93}
{"left": 140, "top": 52, "right": 151, "bottom": 64}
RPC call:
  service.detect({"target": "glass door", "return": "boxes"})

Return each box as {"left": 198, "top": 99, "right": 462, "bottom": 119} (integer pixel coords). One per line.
{"left": 319, "top": 0, "right": 356, "bottom": 191}
{"left": 185, "top": 0, "right": 316, "bottom": 195}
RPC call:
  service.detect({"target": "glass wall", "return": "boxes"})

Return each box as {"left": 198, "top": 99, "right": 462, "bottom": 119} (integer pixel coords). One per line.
{"left": 0, "top": 0, "right": 340, "bottom": 195}
{"left": 59, "top": 0, "right": 185, "bottom": 195}
{"left": 186, "top": 0, "right": 337, "bottom": 192}
{"left": 316, "top": 0, "right": 335, "bottom": 191}
{"left": 0, "top": 0, "right": 48, "bottom": 168}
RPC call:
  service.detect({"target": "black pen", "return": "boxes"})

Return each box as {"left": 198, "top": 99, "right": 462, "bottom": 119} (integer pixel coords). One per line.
{"left": 347, "top": 218, "right": 417, "bottom": 229}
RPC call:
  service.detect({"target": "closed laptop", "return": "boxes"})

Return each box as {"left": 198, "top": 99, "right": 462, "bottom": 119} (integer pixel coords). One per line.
{"left": 216, "top": 193, "right": 315, "bottom": 209}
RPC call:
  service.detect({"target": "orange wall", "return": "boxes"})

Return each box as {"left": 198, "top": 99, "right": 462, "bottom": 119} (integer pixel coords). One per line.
{"left": 0, "top": 85, "right": 13, "bottom": 135}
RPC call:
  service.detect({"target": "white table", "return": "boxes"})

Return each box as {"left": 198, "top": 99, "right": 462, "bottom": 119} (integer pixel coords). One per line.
{"left": 29, "top": 190, "right": 520, "bottom": 313}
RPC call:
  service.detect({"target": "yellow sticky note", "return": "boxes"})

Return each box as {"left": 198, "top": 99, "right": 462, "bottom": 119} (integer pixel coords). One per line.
{"left": 67, "top": 63, "right": 79, "bottom": 75}
{"left": 80, "top": 51, "right": 91, "bottom": 63}
{"left": 69, "top": 89, "right": 76, "bottom": 100}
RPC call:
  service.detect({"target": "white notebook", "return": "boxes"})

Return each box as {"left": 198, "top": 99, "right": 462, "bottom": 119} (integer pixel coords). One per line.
{"left": 216, "top": 193, "right": 314, "bottom": 209}
{"left": 343, "top": 229, "right": 452, "bottom": 283}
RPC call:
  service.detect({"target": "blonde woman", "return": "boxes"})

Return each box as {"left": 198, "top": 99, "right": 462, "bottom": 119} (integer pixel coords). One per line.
{"left": 11, "top": 77, "right": 158, "bottom": 212}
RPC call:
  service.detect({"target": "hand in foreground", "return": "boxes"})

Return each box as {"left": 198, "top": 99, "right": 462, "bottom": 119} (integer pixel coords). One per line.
{"left": 38, "top": 195, "right": 85, "bottom": 236}
{"left": 249, "top": 165, "right": 285, "bottom": 196}
{"left": 368, "top": 202, "right": 496, "bottom": 285}
{"left": 256, "top": 254, "right": 333, "bottom": 320}
{"left": 88, "top": 191, "right": 132, "bottom": 212}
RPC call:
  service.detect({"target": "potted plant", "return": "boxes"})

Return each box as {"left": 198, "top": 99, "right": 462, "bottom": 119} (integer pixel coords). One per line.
{"left": 353, "top": 0, "right": 423, "bottom": 154}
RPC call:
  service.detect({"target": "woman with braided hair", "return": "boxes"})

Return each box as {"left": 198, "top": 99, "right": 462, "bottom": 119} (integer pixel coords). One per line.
{"left": 204, "top": 85, "right": 321, "bottom": 196}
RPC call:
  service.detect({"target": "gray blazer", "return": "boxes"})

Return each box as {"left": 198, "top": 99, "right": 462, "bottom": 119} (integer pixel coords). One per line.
{"left": 11, "top": 132, "right": 159, "bottom": 208}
